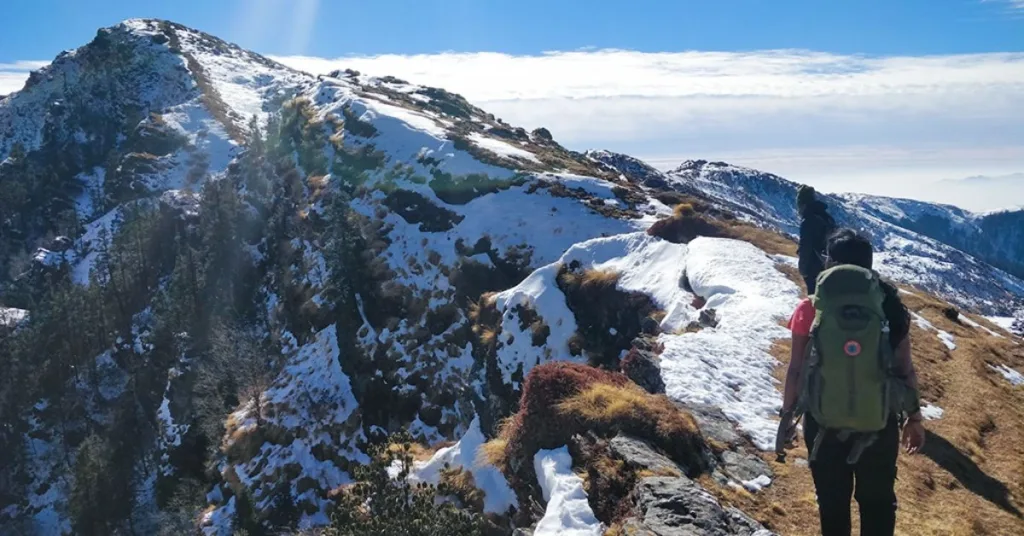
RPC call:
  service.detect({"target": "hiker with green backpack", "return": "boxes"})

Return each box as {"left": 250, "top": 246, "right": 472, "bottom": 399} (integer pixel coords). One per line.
{"left": 777, "top": 229, "right": 926, "bottom": 536}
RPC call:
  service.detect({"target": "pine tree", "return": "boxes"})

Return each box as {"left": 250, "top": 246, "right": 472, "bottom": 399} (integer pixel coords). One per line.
{"left": 232, "top": 486, "right": 264, "bottom": 536}
{"left": 323, "top": 189, "right": 358, "bottom": 314}
{"left": 70, "top": 434, "right": 120, "bottom": 536}
{"left": 198, "top": 178, "right": 243, "bottom": 317}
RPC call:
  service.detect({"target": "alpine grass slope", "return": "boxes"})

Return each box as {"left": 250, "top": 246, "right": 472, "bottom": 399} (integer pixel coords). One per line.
{"left": 0, "top": 19, "right": 1022, "bottom": 536}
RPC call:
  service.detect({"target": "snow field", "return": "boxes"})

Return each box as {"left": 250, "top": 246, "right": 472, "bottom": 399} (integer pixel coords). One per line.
{"left": 660, "top": 237, "right": 802, "bottom": 450}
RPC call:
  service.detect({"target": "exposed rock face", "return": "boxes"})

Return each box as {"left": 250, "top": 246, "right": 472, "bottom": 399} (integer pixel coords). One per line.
{"left": 678, "top": 402, "right": 773, "bottom": 487}
{"left": 530, "top": 127, "right": 553, "bottom": 142}
{"left": 685, "top": 403, "right": 744, "bottom": 449}
{"left": 610, "top": 434, "right": 686, "bottom": 477}
{"left": 622, "top": 346, "right": 666, "bottom": 394}
{"left": 720, "top": 450, "right": 772, "bottom": 484}
{"left": 623, "top": 477, "right": 776, "bottom": 535}
{"left": 602, "top": 433, "right": 773, "bottom": 534}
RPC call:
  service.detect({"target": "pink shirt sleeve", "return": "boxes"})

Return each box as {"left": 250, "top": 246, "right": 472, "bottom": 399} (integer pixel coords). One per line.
{"left": 788, "top": 299, "right": 815, "bottom": 337}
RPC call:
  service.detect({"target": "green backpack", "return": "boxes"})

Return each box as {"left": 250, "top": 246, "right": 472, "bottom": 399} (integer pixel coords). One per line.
{"left": 798, "top": 264, "right": 903, "bottom": 462}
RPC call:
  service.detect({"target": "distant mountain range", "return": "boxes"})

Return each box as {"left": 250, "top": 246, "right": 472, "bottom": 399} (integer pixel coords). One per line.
{"left": 589, "top": 152, "right": 1024, "bottom": 313}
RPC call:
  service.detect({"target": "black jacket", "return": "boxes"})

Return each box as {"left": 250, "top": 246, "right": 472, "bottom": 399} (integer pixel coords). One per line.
{"left": 797, "top": 201, "right": 836, "bottom": 279}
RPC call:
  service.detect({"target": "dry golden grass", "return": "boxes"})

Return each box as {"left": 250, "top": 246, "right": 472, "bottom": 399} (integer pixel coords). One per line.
{"left": 440, "top": 466, "right": 486, "bottom": 513}
{"left": 648, "top": 202, "right": 798, "bottom": 257}
{"left": 674, "top": 203, "right": 697, "bottom": 218}
{"left": 722, "top": 222, "right": 799, "bottom": 257}
{"left": 580, "top": 268, "right": 621, "bottom": 291}
{"left": 477, "top": 326, "right": 499, "bottom": 347}
{"left": 557, "top": 383, "right": 700, "bottom": 441}
{"left": 731, "top": 292, "right": 1024, "bottom": 536}
{"left": 478, "top": 436, "right": 509, "bottom": 470}
{"left": 637, "top": 466, "right": 683, "bottom": 479}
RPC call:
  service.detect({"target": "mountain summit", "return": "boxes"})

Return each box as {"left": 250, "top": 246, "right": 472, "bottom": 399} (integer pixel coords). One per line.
{"left": 2, "top": 20, "right": 1023, "bottom": 536}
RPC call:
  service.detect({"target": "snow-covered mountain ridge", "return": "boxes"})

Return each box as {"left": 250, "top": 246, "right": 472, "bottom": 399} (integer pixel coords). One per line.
{"left": 1, "top": 19, "right": 1022, "bottom": 536}
{"left": 588, "top": 153, "right": 1024, "bottom": 315}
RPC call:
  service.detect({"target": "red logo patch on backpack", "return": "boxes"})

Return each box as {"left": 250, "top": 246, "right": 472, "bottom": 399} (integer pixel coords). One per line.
{"left": 844, "top": 340, "right": 862, "bottom": 357}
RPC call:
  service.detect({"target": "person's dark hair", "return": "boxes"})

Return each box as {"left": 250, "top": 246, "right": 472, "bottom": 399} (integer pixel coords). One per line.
{"left": 826, "top": 228, "right": 873, "bottom": 269}
{"left": 826, "top": 228, "right": 910, "bottom": 346}
{"left": 796, "top": 185, "right": 816, "bottom": 211}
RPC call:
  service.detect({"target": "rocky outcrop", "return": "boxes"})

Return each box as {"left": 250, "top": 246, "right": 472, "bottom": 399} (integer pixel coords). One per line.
{"left": 608, "top": 433, "right": 773, "bottom": 535}
{"left": 623, "top": 477, "right": 775, "bottom": 535}
{"left": 682, "top": 403, "right": 774, "bottom": 487}
{"left": 685, "top": 403, "right": 744, "bottom": 449}
{"left": 610, "top": 435, "right": 685, "bottom": 477}
{"left": 621, "top": 345, "right": 666, "bottom": 395}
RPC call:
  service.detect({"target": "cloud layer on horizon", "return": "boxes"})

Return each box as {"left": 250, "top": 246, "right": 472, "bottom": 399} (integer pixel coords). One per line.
{"left": 0, "top": 61, "right": 50, "bottom": 96}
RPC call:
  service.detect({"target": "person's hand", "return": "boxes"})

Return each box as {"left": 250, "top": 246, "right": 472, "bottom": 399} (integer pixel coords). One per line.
{"left": 775, "top": 410, "right": 798, "bottom": 455}
{"left": 902, "top": 418, "right": 926, "bottom": 455}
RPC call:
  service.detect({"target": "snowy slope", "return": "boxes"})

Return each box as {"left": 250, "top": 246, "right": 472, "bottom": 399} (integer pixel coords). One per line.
{"left": 590, "top": 155, "right": 1024, "bottom": 315}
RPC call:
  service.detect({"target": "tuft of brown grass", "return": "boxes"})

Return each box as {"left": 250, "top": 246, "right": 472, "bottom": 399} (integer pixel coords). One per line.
{"left": 647, "top": 202, "right": 798, "bottom": 257}
{"left": 557, "top": 383, "right": 700, "bottom": 445}
{"left": 439, "top": 466, "right": 486, "bottom": 513}
{"left": 722, "top": 222, "right": 798, "bottom": 257}
{"left": 481, "top": 362, "right": 710, "bottom": 514}
{"left": 674, "top": 203, "right": 697, "bottom": 217}
{"left": 477, "top": 326, "right": 499, "bottom": 348}
{"left": 580, "top": 268, "right": 621, "bottom": 291}
{"left": 478, "top": 436, "right": 509, "bottom": 470}
{"left": 647, "top": 205, "right": 725, "bottom": 244}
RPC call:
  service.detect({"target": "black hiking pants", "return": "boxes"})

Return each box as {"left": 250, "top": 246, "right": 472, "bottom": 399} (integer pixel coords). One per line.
{"left": 804, "top": 415, "right": 901, "bottom": 536}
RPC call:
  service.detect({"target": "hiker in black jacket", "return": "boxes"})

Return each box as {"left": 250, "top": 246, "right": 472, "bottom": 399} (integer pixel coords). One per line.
{"left": 797, "top": 185, "right": 836, "bottom": 295}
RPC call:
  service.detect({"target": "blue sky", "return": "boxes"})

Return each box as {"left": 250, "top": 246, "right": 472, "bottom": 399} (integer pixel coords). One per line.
{"left": 2, "top": 0, "right": 1023, "bottom": 59}
{"left": 2, "top": 0, "right": 1024, "bottom": 209}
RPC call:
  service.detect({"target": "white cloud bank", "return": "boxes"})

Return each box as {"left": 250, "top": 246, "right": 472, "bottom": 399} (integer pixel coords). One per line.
{"left": 273, "top": 49, "right": 1024, "bottom": 210}
{"left": 0, "top": 61, "right": 49, "bottom": 96}
{"left": 4, "top": 48, "right": 1022, "bottom": 210}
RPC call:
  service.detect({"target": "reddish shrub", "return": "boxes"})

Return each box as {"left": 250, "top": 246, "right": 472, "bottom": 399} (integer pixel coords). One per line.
{"left": 647, "top": 205, "right": 726, "bottom": 244}
{"left": 485, "top": 362, "right": 710, "bottom": 511}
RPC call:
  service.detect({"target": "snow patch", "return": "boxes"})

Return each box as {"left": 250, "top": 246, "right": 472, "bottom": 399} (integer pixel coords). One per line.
{"left": 989, "top": 364, "right": 1024, "bottom": 386}
{"left": 920, "top": 403, "right": 944, "bottom": 420}
{"left": 742, "top": 474, "right": 773, "bottom": 492}
{"left": 405, "top": 416, "right": 517, "bottom": 514}
{"left": 984, "top": 316, "right": 1017, "bottom": 335}
{"left": 492, "top": 232, "right": 684, "bottom": 385}
{"left": 0, "top": 306, "right": 28, "bottom": 328}
{"left": 467, "top": 133, "right": 540, "bottom": 163}
{"left": 533, "top": 447, "right": 603, "bottom": 536}
{"left": 912, "top": 313, "right": 957, "bottom": 350}
{"left": 959, "top": 315, "right": 1005, "bottom": 338}
{"left": 216, "top": 325, "right": 366, "bottom": 529}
